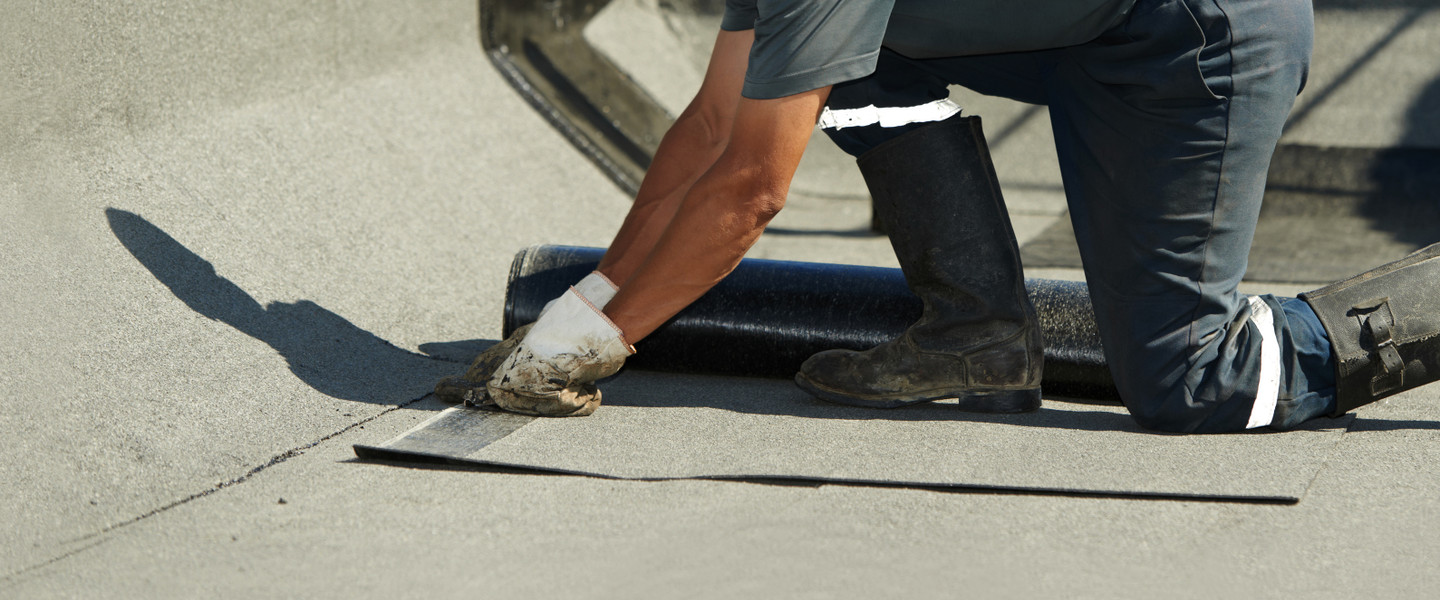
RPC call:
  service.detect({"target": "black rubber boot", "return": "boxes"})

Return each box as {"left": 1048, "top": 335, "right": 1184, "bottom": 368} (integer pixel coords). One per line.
{"left": 1300, "top": 242, "right": 1440, "bottom": 415}
{"left": 795, "top": 116, "right": 1042, "bottom": 412}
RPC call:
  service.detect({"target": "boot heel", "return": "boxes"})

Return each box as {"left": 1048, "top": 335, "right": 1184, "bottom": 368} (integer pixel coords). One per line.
{"left": 955, "top": 388, "right": 1041, "bottom": 413}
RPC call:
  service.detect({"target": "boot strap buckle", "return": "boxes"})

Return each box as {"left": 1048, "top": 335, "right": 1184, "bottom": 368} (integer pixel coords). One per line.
{"left": 1358, "top": 299, "right": 1404, "bottom": 395}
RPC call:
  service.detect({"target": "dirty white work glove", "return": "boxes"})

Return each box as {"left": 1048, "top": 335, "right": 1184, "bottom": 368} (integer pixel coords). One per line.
{"left": 436, "top": 272, "right": 618, "bottom": 405}
{"left": 487, "top": 285, "right": 634, "bottom": 416}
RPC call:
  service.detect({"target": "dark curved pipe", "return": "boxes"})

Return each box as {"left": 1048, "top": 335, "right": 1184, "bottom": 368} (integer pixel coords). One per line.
{"left": 480, "top": 0, "right": 673, "bottom": 195}
{"left": 504, "top": 245, "right": 1118, "bottom": 401}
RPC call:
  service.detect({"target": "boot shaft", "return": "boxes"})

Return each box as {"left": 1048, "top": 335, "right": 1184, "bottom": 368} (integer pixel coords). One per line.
{"left": 857, "top": 116, "right": 1035, "bottom": 351}
{"left": 1301, "top": 243, "right": 1440, "bottom": 414}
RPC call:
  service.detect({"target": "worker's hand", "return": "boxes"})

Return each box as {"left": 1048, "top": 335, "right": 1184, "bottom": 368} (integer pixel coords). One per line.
{"left": 487, "top": 287, "right": 634, "bottom": 417}
{"left": 433, "top": 272, "right": 618, "bottom": 406}
{"left": 434, "top": 323, "right": 534, "bottom": 405}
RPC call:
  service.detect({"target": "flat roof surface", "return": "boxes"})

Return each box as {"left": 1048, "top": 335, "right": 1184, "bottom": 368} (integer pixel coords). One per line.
{"left": 3, "top": 1, "right": 1438, "bottom": 597}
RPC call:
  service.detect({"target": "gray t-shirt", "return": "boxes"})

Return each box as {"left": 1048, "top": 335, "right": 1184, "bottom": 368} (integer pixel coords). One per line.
{"left": 721, "top": 0, "right": 895, "bottom": 100}
{"left": 722, "top": 0, "right": 1137, "bottom": 99}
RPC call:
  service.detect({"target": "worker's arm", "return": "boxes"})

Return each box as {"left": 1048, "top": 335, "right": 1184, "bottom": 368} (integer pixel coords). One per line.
{"left": 484, "top": 31, "right": 829, "bottom": 416}
{"left": 603, "top": 86, "right": 830, "bottom": 343}
{"left": 485, "top": 90, "right": 827, "bottom": 415}
{"left": 595, "top": 28, "right": 753, "bottom": 286}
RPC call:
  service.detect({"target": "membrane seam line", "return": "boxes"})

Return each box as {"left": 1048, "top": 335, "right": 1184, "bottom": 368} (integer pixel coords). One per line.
{"left": 0, "top": 392, "right": 433, "bottom": 585}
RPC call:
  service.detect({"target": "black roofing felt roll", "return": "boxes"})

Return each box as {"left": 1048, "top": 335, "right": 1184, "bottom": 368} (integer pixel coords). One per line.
{"left": 504, "top": 245, "right": 1118, "bottom": 401}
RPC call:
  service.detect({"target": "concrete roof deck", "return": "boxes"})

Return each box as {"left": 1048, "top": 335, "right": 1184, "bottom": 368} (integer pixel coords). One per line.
{"left": 3, "top": 1, "right": 1438, "bottom": 597}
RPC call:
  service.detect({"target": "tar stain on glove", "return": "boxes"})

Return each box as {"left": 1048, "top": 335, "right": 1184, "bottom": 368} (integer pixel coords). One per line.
{"left": 434, "top": 323, "right": 534, "bottom": 406}
{"left": 488, "top": 287, "right": 633, "bottom": 417}
{"left": 434, "top": 272, "right": 619, "bottom": 407}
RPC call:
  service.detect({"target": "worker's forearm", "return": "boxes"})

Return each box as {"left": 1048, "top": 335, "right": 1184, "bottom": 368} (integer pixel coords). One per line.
{"left": 602, "top": 168, "right": 784, "bottom": 343}
{"left": 602, "top": 89, "right": 829, "bottom": 346}
{"left": 596, "top": 108, "right": 730, "bottom": 285}
{"left": 597, "top": 30, "right": 750, "bottom": 286}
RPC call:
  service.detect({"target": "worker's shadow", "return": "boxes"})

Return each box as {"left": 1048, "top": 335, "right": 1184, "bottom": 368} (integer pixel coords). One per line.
{"left": 106, "top": 208, "right": 462, "bottom": 406}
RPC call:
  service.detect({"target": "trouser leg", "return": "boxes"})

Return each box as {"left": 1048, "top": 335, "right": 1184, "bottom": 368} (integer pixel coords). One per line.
{"left": 822, "top": 0, "right": 1339, "bottom": 432}
{"left": 833, "top": 0, "right": 1337, "bottom": 432}
{"left": 823, "top": 49, "right": 1051, "bottom": 157}
{"left": 1043, "top": 0, "right": 1331, "bottom": 432}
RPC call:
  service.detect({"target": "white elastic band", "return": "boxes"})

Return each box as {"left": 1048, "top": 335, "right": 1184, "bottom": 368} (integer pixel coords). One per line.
{"left": 818, "top": 99, "right": 962, "bottom": 131}
{"left": 1245, "top": 296, "right": 1282, "bottom": 429}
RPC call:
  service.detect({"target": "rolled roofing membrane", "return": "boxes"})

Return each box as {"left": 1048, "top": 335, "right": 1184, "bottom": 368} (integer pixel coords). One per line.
{"left": 504, "top": 245, "right": 1117, "bottom": 400}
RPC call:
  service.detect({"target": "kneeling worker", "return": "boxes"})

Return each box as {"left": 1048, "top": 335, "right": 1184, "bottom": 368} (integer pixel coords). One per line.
{"left": 465, "top": 0, "right": 1440, "bottom": 433}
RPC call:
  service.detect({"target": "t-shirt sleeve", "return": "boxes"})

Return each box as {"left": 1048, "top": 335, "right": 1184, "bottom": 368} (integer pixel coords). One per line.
{"left": 720, "top": 0, "right": 758, "bottom": 31}
{"left": 732, "top": 0, "right": 895, "bottom": 99}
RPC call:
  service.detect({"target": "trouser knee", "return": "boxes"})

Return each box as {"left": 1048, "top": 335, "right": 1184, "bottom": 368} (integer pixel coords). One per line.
{"left": 1115, "top": 369, "right": 1243, "bottom": 434}
{"left": 1109, "top": 296, "right": 1339, "bottom": 434}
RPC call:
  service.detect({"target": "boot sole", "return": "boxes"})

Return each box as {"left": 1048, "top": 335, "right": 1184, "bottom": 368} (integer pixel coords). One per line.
{"left": 794, "top": 373, "right": 1041, "bottom": 413}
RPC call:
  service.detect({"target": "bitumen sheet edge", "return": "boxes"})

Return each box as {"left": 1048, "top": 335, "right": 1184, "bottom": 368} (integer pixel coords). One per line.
{"left": 357, "top": 372, "right": 1355, "bottom": 503}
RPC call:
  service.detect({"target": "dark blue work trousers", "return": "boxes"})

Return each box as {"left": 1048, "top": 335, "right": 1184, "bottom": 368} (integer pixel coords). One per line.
{"left": 825, "top": 0, "right": 1338, "bottom": 432}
